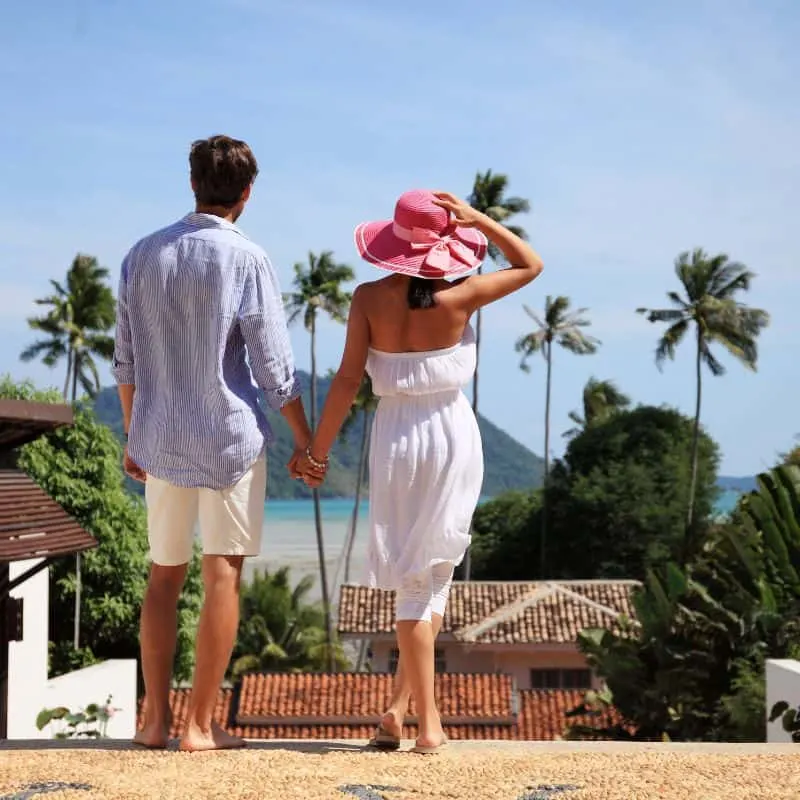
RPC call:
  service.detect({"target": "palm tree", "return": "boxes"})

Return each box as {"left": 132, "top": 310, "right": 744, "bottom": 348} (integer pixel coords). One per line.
{"left": 516, "top": 296, "right": 600, "bottom": 575}
{"left": 20, "top": 254, "right": 116, "bottom": 651}
{"left": 637, "top": 249, "right": 769, "bottom": 552}
{"left": 564, "top": 377, "right": 630, "bottom": 439}
{"left": 231, "top": 567, "right": 349, "bottom": 678}
{"left": 21, "top": 254, "right": 116, "bottom": 403}
{"left": 284, "top": 251, "right": 354, "bottom": 670}
{"left": 464, "top": 170, "right": 530, "bottom": 580}
{"left": 338, "top": 375, "right": 378, "bottom": 587}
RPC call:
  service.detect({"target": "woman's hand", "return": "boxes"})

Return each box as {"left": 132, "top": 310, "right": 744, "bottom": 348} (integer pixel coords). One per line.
{"left": 431, "top": 191, "right": 485, "bottom": 228}
{"left": 296, "top": 450, "right": 328, "bottom": 488}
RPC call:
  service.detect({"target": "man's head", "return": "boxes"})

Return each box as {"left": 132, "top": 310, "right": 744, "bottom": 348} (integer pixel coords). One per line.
{"left": 189, "top": 135, "right": 259, "bottom": 221}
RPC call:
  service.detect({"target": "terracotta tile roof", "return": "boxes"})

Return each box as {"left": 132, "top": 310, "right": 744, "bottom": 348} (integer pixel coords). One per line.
{"left": 138, "top": 675, "right": 623, "bottom": 741}
{"left": 337, "top": 581, "right": 638, "bottom": 643}
{"left": 0, "top": 470, "right": 97, "bottom": 563}
{"left": 0, "top": 399, "right": 74, "bottom": 451}
{"left": 237, "top": 672, "right": 515, "bottom": 724}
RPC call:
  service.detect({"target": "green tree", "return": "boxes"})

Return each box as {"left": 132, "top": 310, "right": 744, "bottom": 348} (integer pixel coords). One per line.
{"left": 231, "top": 567, "right": 349, "bottom": 678}
{"left": 516, "top": 295, "right": 599, "bottom": 575}
{"left": 637, "top": 249, "right": 769, "bottom": 555}
{"left": 20, "top": 256, "right": 117, "bottom": 642}
{"left": 1, "top": 376, "right": 202, "bottom": 685}
{"left": 469, "top": 490, "right": 541, "bottom": 580}
{"left": 464, "top": 171, "right": 530, "bottom": 580}
{"left": 470, "top": 406, "right": 719, "bottom": 582}
{"left": 284, "top": 251, "right": 354, "bottom": 670}
{"left": 338, "top": 375, "right": 377, "bottom": 586}
{"left": 21, "top": 254, "right": 116, "bottom": 403}
{"left": 571, "top": 464, "right": 800, "bottom": 743}
{"left": 564, "top": 377, "right": 630, "bottom": 439}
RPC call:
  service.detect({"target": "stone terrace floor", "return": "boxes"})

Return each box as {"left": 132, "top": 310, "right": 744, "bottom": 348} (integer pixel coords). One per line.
{"left": 1, "top": 740, "right": 798, "bottom": 799}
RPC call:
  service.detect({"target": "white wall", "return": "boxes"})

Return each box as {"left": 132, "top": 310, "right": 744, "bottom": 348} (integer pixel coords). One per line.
{"left": 7, "top": 559, "right": 49, "bottom": 739}
{"left": 6, "top": 558, "right": 137, "bottom": 740}
{"left": 42, "top": 661, "right": 138, "bottom": 740}
{"left": 766, "top": 659, "right": 800, "bottom": 743}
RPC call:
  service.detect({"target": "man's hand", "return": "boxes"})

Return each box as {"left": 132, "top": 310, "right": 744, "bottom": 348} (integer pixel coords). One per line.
{"left": 123, "top": 445, "right": 147, "bottom": 483}
{"left": 287, "top": 448, "right": 305, "bottom": 480}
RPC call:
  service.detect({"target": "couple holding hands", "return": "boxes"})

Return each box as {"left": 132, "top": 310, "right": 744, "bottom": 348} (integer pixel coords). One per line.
{"left": 115, "top": 135, "right": 542, "bottom": 753}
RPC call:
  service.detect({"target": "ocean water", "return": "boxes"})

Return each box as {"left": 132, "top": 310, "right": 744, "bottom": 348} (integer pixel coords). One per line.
{"left": 250, "top": 491, "right": 743, "bottom": 597}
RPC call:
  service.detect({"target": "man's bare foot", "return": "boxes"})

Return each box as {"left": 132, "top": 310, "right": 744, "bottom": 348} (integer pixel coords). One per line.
{"left": 133, "top": 721, "right": 170, "bottom": 750}
{"left": 179, "top": 720, "right": 246, "bottom": 752}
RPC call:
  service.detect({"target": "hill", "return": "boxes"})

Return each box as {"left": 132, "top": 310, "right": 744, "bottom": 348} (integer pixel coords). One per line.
{"left": 92, "top": 372, "right": 544, "bottom": 499}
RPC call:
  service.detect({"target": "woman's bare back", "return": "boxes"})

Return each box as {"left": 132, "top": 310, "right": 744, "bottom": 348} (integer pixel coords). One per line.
{"left": 361, "top": 275, "right": 471, "bottom": 354}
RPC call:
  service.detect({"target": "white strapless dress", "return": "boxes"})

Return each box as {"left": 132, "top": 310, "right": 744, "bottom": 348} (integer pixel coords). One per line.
{"left": 364, "top": 325, "right": 483, "bottom": 590}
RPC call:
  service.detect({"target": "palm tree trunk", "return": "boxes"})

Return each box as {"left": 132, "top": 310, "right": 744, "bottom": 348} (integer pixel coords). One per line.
{"left": 309, "top": 313, "right": 335, "bottom": 671}
{"left": 73, "top": 553, "right": 81, "bottom": 650}
{"left": 464, "top": 268, "right": 482, "bottom": 581}
{"left": 344, "top": 410, "right": 370, "bottom": 584}
{"left": 63, "top": 347, "right": 73, "bottom": 401}
{"left": 71, "top": 348, "right": 82, "bottom": 650}
{"left": 71, "top": 353, "right": 79, "bottom": 404}
{"left": 685, "top": 328, "right": 704, "bottom": 563}
{"left": 540, "top": 340, "right": 552, "bottom": 577}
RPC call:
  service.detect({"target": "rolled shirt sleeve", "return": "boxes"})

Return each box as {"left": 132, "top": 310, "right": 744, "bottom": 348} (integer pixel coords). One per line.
{"left": 239, "top": 253, "right": 302, "bottom": 410}
{"left": 111, "top": 256, "right": 135, "bottom": 385}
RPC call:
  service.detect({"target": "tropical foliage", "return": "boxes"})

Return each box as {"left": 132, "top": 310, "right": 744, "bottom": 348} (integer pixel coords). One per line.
{"left": 231, "top": 567, "right": 349, "bottom": 677}
{"left": 564, "top": 377, "right": 630, "bottom": 439}
{"left": 0, "top": 376, "right": 202, "bottom": 683}
{"left": 570, "top": 464, "right": 800, "bottom": 742}
{"left": 637, "top": 249, "right": 769, "bottom": 556}
{"left": 516, "top": 295, "right": 599, "bottom": 574}
{"left": 20, "top": 254, "right": 116, "bottom": 402}
{"left": 469, "top": 405, "right": 719, "bottom": 581}
{"left": 284, "top": 250, "right": 354, "bottom": 670}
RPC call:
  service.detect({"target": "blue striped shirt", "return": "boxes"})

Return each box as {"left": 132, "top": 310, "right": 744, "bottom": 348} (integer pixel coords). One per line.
{"left": 112, "top": 212, "right": 301, "bottom": 490}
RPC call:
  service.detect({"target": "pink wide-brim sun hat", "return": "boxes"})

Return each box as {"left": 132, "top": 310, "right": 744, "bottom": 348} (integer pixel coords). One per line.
{"left": 354, "top": 189, "right": 488, "bottom": 279}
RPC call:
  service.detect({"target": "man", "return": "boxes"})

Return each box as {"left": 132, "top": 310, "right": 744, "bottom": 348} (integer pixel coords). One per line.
{"left": 112, "top": 134, "right": 311, "bottom": 752}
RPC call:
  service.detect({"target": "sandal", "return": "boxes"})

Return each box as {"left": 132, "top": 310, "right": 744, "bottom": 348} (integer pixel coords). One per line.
{"left": 367, "top": 724, "right": 401, "bottom": 751}
{"left": 410, "top": 737, "right": 448, "bottom": 755}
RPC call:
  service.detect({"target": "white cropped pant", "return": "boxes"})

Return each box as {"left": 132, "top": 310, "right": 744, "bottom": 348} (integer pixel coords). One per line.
{"left": 395, "top": 562, "right": 455, "bottom": 622}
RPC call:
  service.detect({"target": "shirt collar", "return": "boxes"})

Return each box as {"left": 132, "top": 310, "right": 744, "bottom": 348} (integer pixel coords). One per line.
{"left": 184, "top": 212, "right": 248, "bottom": 238}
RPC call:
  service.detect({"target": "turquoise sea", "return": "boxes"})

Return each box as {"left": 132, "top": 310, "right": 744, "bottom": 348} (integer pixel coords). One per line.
{"left": 251, "top": 490, "right": 744, "bottom": 598}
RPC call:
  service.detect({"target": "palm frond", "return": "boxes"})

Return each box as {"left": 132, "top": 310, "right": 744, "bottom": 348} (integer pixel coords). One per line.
{"left": 654, "top": 319, "right": 689, "bottom": 368}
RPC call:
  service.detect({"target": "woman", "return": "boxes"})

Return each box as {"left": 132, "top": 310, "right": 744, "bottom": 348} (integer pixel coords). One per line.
{"left": 298, "top": 189, "right": 543, "bottom": 753}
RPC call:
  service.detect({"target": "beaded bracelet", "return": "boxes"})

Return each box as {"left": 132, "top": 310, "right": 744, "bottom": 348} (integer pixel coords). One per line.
{"left": 305, "top": 447, "right": 329, "bottom": 471}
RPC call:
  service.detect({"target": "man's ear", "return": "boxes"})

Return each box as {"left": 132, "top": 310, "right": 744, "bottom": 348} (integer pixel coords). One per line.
{"left": 241, "top": 184, "right": 252, "bottom": 203}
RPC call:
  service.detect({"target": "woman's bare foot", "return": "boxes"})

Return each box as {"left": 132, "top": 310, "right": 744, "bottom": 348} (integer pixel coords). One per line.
{"left": 379, "top": 709, "right": 404, "bottom": 738}
{"left": 179, "top": 720, "right": 246, "bottom": 752}
{"left": 133, "top": 716, "right": 171, "bottom": 749}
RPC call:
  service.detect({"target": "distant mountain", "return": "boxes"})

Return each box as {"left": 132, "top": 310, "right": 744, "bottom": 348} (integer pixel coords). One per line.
{"left": 92, "top": 372, "right": 544, "bottom": 499}
{"left": 717, "top": 475, "right": 757, "bottom": 493}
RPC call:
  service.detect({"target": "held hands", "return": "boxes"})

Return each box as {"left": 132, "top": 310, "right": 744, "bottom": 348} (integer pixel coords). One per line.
{"left": 123, "top": 445, "right": 147, "bottom": 483}
{"left": 431, "top": 191, "right": 485, "bottom": 228}
{"left": 287, "top": 446, "right": 329, "bottom": 488}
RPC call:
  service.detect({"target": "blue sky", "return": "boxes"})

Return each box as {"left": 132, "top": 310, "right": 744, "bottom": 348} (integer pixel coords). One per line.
{"left": 1, "top": 0, "right": 797, "bottom": 475}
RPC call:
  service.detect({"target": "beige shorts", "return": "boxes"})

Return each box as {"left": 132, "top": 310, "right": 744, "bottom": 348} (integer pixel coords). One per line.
{"left": 144, "top": 454, "right": 266, "bottom": 566}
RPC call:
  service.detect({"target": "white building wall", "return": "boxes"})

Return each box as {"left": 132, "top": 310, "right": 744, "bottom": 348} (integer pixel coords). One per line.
{"left": 766, "top": 659, "right": 800, "bottom": 743}
{"left": 7, "top": 559, "right": 49, "bottom": 739}
{"left": 6, "top": 558, "right": 137, "bottom": 740}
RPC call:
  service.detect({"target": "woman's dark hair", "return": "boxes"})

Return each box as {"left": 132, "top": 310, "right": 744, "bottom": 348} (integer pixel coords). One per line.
{"left": 407, "top": 277, "right": 436, "bottom": 310}
{"left": 189, "top": 135, "right": 259, "bottom": 208}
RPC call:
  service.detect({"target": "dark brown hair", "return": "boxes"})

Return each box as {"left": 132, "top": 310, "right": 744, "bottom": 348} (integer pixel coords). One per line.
{"left": 407, "top": 277, "right": 437, "bottom": 309}
{"left": 189, "top": 135, "right": 259, "bottom": 207}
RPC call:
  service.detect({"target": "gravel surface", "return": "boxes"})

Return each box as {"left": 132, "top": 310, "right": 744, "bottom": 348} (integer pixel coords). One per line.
{"left": 1, "top": 744, "right": 799, "bottom": 799}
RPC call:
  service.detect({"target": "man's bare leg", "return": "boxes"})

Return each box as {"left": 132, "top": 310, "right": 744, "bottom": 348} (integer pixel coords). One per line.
{"left": 134, "top": 563, "right": 187, "bottom": 748}
{"left": 180, "top": 554, "right": 246, "bottom": 752}
{"left": 379, "top": 613, "right": 444, "bottom": 738}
